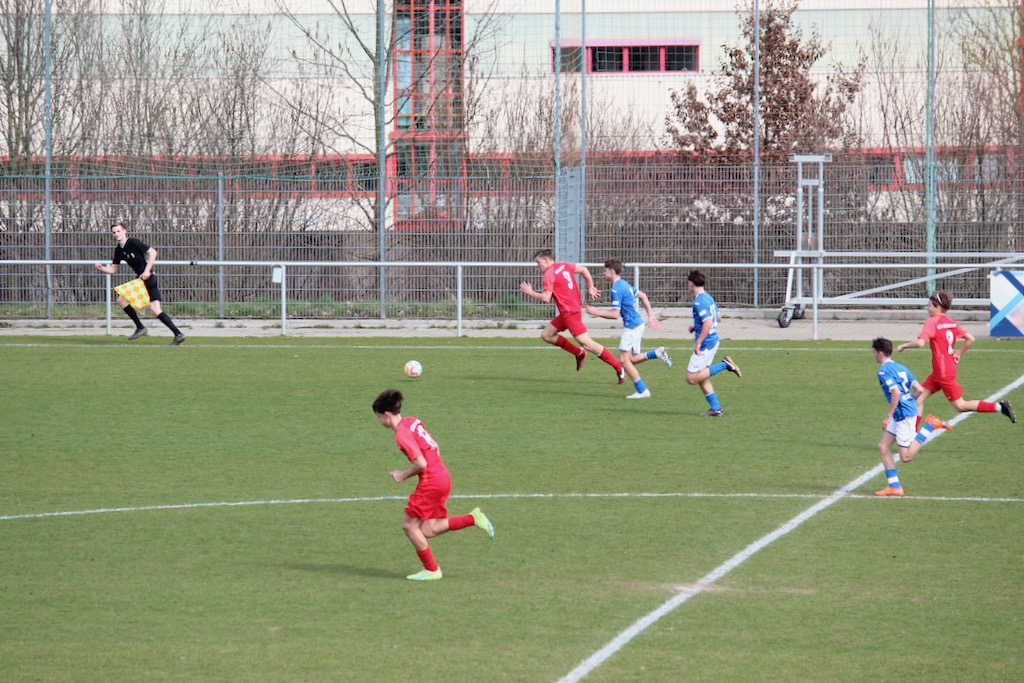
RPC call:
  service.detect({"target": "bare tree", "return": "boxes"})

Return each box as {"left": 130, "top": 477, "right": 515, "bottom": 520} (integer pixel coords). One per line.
{"left": 277, "top": 1, "right": 507, "bottom": 231}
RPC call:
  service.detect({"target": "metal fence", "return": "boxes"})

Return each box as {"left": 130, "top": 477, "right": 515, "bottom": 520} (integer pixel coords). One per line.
{"left": 3, "top": 255, "right": 1020, "bottom": 342}
{"left": 1, "top": 155, "right": 1022, "bottom": 318}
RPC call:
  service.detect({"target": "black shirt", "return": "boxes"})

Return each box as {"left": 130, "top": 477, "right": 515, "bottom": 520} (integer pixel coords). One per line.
{"left": 113, "top": 237, "right": 152, "bottom": 277}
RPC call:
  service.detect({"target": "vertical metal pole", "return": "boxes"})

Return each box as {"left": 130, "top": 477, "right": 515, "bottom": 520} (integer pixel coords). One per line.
{"left": 43, "top": 0, "right": 53, "bottom": 318}
{"left": 456, "top": 264, "right": 463, "bottom": 337}
{"left": 280, "top": 264, "right": 287, "bottom": 336}
{"left": 752, "top": 0, "right": 761, "bottom": 307}
{"left": 795, "top": 160, "right": 804, "bottom": 303}
{"left": 105, "top": 273, "right": 112, "bottom": 335}
{"left": 377, "top": 0, "right": 388, "bottom": 318}
{"left": 554, "top": 0, "right": 562, "bottom": 233}
{"left": 579, "top": 0, "right": 587, "bottom": 263}
{"left": 816, "top": 159, "right": 825, "bottom": 305}
{"left": 217, "top": 172, "right": 225, "bottom": 319}
{"left": 925, "top": 0, "right": 937, "bottom": 292}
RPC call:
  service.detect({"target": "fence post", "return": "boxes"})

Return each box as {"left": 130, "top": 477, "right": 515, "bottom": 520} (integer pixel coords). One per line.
{"left": 105, "top": 272, "right": 111, "bottom": 335}
{"left": 457, "top": 263, "right": 463, "bottom": 337}
{"left": 218, "top": 172, "right": 225, "bottom": 319}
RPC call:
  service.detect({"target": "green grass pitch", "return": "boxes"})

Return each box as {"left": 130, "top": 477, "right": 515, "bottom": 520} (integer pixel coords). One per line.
{"left": 1, "top": 335, "right": 1022, "bottom": 682}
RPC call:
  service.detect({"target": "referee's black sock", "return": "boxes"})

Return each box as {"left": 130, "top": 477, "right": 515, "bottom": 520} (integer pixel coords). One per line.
{"left": 157, "top": 312, "right": 182, "bottom": 336}
{"left": 122, "top": 305, "right": 144, "bottom": 329}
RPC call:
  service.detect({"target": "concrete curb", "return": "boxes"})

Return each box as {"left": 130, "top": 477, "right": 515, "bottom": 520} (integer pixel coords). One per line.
{"left": 0, "top": 308, "right": 1002, "bottom": 343}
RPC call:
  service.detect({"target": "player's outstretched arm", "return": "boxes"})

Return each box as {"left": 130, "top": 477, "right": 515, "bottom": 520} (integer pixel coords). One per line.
{"left": 574, "top": 264, "right": 600, "bottom": 300}
{"left": 637, "top": 290, "right": 659, "bottom": 330}
{"left": 896, "top": 338, "right": 926, "bottom": 353}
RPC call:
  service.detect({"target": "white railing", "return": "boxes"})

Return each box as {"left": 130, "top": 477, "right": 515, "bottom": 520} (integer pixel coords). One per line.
{"left": 2, "top": 253, "right": 1022, "bottom": 339}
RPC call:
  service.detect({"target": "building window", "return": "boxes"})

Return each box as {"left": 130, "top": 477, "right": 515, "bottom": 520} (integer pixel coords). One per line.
{"left": 665, "top": 45, "right": 698, "bottom": 72}
{"left": 592, "top": 46, "right": 623, "bottom": 73}
{"left": 553, "top": 43, "right": 699, "bottom": 74}
{"left": 556, "top": 46, "right": 584, "bottom": 73}
{"left": 628, "top": 46, "right": 660, "bottom": 72}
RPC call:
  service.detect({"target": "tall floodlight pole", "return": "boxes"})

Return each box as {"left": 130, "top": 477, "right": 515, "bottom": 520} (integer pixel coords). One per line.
{"left": 752, "top": 0, "right": 761, "bottom": 307}
{"left": 579, "top": 0, "right": 587, "bottom": 263}
{"left": 554, "top": 0, "right": 562, "bottom": 235}
{"left": 377, "top": 0, "right": 388, "bottom": 317}
{"left": 44, "top": 0, "right": 53, "bottom": 318}
{"left": 925, "top": 0, "right": 937, "bottom": 292}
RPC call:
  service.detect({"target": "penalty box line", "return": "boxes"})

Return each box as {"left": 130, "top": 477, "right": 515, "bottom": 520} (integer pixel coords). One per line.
{"left": 557, "top": 373, "right": 1024, "bottom": 683}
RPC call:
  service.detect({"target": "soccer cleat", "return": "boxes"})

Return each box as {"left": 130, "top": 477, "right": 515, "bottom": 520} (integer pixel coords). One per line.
{"left": 655, "top": 346, "right": 673, "bottom": 369}
{"left": 723, "top": 356, "right": 742, "bottom": 378}
{"left": 575, "top": 349, "right": 587, "bottom": 371}
{"left": 924, "top": 414, "right": 953, "bottom": 432}
{"left": 127, "top": 327, "right": 148, "bottom": 340}
{"left": 406, "top": 568, "right": 443, "bottom": 581}
{"left": 617, "top": 367, "right": 626, "bottom": 384}
{"left": 171, "top": 334, "right": 186, "bottom": 346}
{"left": 875, "top": 485, "right": 905, "bottom": 497}
{"left": 470, "top": 507, "right": 495, "bottom": 539}
{"left": 701, "top": 409, "right": 723, "bottom": 417}
{"left": 1000, "top": 400, "right": 1016, "bottom": 424}
{"left": 626, "top": 389, "right": 651, "bottom": 399}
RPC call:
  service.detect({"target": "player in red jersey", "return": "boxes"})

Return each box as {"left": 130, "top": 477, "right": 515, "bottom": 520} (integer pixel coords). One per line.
{"left": 897, "top": 291, "right": 1015, "bottom": 424}
{"left": 372, "top": 389, "right": 494, "bottom": 581}
{"left": 519, "top": 249, "right": 626, "bottom": 383}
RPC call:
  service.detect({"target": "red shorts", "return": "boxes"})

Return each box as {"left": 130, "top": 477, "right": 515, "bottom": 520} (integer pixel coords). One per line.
{"left": 405, "top": 475, "right": 451, "bottom": 520}
{"left": 551, "top": 310, "right": 588, "bottom": 338}
{"left": 922, "top": 373, "right": 963, "bottom": 402}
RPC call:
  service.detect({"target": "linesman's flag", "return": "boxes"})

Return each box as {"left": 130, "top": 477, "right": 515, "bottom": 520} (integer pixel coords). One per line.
{"left": 114, "top": 278, "right": 151, "bottom": 310}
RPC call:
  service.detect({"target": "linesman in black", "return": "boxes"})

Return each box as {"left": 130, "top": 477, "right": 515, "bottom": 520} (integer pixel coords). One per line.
{"left": 94, "top": 222, "right": 185, "bottom": 345}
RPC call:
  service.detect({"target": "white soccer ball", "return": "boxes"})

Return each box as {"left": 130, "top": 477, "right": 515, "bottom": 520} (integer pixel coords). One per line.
{"left": 404, "top": 360, "right": 423, "bottom": 378}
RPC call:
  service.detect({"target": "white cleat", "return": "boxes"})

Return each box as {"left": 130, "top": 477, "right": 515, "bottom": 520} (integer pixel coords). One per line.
{"left": 626, "top": 389, "right": 651, "bottom": 399}
{"left": 655, "top": 346, "right": 673, "bottom": 369}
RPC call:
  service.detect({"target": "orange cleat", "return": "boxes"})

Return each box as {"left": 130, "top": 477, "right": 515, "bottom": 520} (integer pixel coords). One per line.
{"left": 875, "top": 485, "right": 905, "bottom": 497}
{"left": 924, "top": 414, "right": 953, "bottom": 432}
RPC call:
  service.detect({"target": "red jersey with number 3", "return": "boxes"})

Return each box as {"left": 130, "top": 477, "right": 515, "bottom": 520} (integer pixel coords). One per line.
{"left": 918, "top": 314, "right": 967, "bottom": 379}
{"left": 543, "top": 262, "right": 582, "bottom": 313}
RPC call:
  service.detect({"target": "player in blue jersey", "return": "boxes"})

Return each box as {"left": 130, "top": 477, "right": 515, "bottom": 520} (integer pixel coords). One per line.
{"left": 585, "top": 259, "right": 673, "bottom": 399}
{"left": 684, "top": 270, "right": 741, "bottom": 416}
{"left": 871, "top": 337, "right": 952, "bottom": 496}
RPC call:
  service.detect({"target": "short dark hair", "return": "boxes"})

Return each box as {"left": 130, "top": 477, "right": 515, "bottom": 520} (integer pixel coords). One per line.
{"left": 111, "top": 221, "right": 127, "bottom": 231}
{"left": 604, "top": 258, "right": 623, "bottom": 275}
{"left": 929, "top": 291, "right": 952, "bottom": 312}
{"left": 871, "top": 337, "right": 893, "bottom": 356}
{"left": 687, "top": 270, "right": 706, "bottom": 288}
{"left": 372, "top": 388, "right": 403, "bottom": 415}
{"left": 533, "top": 249, "right": 553, "bottom": 260}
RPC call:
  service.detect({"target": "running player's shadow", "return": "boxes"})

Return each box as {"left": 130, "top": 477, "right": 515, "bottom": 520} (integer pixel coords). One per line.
{"left": 285, "top": 562, "right": 399, "bottom": 580}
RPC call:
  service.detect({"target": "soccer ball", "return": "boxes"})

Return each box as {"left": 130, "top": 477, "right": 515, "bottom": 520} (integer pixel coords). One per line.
{"left": 404, "top": 360, "right": 423, "bottom": 378}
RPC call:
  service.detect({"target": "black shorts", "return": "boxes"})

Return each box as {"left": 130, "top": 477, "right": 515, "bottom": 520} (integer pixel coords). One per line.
{"left": 142, "top": 275, "right": 162, "bottom": 302}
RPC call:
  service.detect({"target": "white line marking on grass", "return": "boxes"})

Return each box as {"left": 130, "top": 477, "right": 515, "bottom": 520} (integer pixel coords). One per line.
{"left": 2, "top": 491, "right": 1022, "bottom": 523}
{"left": 556, "top": 373, "right": 1024, "bottom": 683}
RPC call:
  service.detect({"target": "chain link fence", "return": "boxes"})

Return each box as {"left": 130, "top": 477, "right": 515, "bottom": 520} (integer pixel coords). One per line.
{"left": 1, "top": 152, "right": 1020, "bottom": 319}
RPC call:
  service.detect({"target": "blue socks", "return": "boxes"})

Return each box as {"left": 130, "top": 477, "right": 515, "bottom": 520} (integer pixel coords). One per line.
{"left": 915, "top": 422, "right": 936, "bottom": 444}
{"left": 885, "top": 468, "right": 901, "bottom": 489}
{"left": 633, "top": 378, "right": 648, "bottom": 393}
{"left": 705, "top": 392, "right": 721, "bottom": 411}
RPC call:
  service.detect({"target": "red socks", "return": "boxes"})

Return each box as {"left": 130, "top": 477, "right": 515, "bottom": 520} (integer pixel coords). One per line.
{"left": 555, "top": 336, "right": 582, "bottom": 356}
{"left": 599, "top": 347, "right": 624, "bottom": 372}
{"left": 447, "top": 514, "right": 474, "bottom": 531}
{"left": 978, "top": 401, "right": 997, "bottom": 412}
{"left": 416, "top": 547, "right": 438, "bottom": 571}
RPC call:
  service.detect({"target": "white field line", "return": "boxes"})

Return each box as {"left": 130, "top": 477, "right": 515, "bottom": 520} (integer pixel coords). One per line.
{"left": 556, "top": 373, "right": 1024, "bottom": 683}
{"left": 2, "top": 491, "right": 1022, "bottom": 523}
